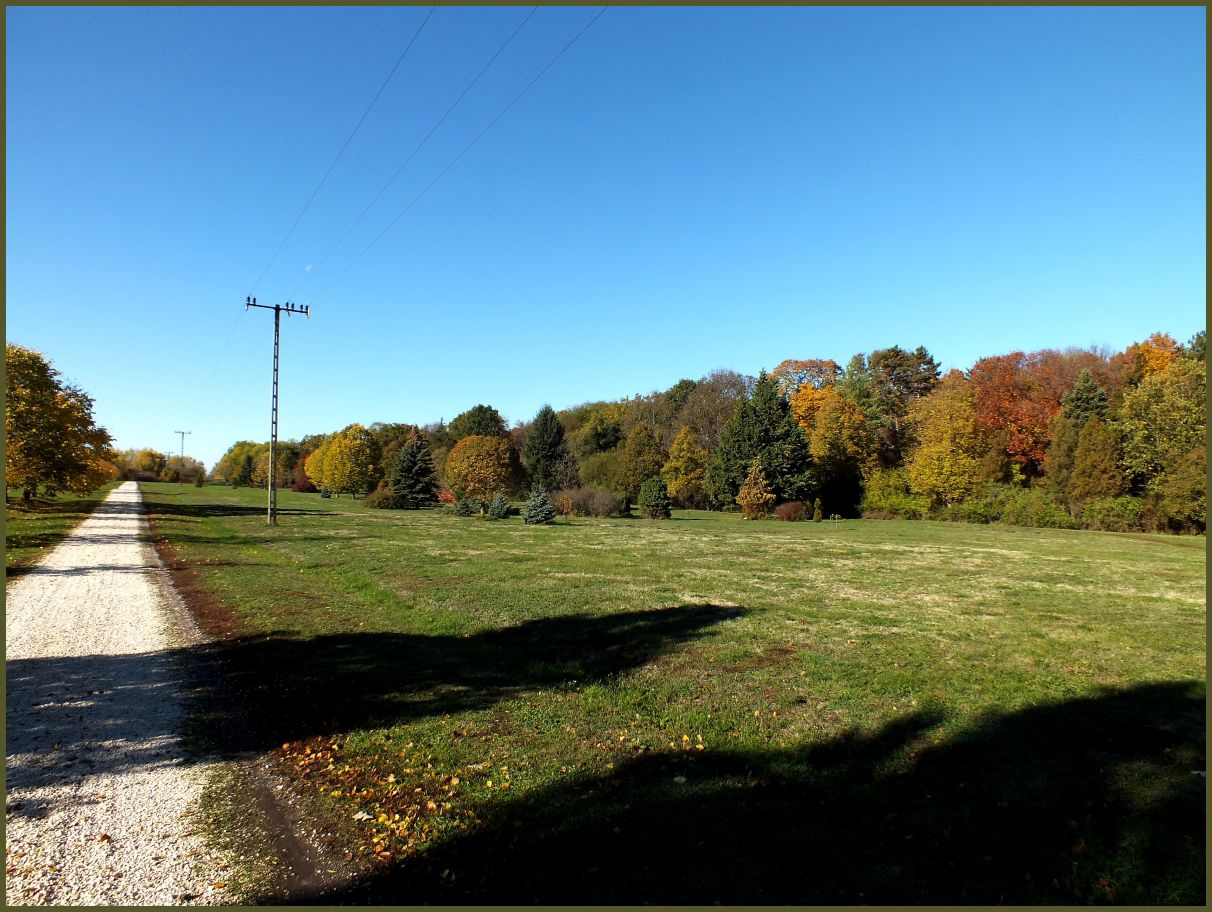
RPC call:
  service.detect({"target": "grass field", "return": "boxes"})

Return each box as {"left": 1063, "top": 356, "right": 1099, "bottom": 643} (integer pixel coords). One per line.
{"left": 140, "top": 482, "right": 1206, "bottom": 904}
{"left": 4, "top": 482, "right": 120, "bottom": 575}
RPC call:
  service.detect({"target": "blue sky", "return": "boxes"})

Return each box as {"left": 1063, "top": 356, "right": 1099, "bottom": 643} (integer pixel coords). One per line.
{"left": 6, "top": 6, "right": 1205, "bottom": 472}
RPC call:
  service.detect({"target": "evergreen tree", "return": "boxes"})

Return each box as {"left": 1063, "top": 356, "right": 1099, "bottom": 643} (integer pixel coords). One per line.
{"left": 637, "top": 476, "right": 673, "bottom": 519}
{"left": 389, "top": 434, "right": 439, "bottom": 509}
{"left": 1069, "top": 417, "right": 1126, "bottom": 505}
{"left": 523, "top": 489, "right": 557, "bottom": 525}
{"left": 234, "top": 453, "right": 254, "bottom": 487}
{"left": 487, "top": 491, "right": 512, "bottom": 519}
{"left": 706, "top": 372, "right": 812, "bottom": 508}
{"left": 523, "top": 404, "right": 577, "bottom": 492}
{"left": 1060, "top": 369, "right": 1109, "bottom": 425}
{"left": 812, "top": 497, "right": 823, "bottom": 521}
{"left": 1044, "top": 416, "right": 1081, "bottom": 516}
{"left": 736, "top": 458, "right": 775, "bottom": 519}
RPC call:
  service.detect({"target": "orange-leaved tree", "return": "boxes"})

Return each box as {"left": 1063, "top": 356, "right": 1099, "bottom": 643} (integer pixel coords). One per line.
{"left": 444, "top": 435, "right": 521, "bottom": 506}
{"left": 736, "top": 457, "right": 775, "bottom": 519}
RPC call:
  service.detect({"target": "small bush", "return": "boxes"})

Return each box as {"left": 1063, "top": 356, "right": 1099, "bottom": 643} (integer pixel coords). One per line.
{"left": 437, "top": 489, "right": 455, "bottom": 504}
{"left": 194, "top": 473, "right": 206, "bottom": 488}
{"left": 999, "top": 487, "right": 1076, "bottom": 529}
{"left": 812, "top": 498, "right": 823, "bottom": 522}
{"left": 861, "top": 468, "right": 930, "bottom": 519}
{"left": 551, "top": 487, "right": 626, "bottom": 518}
{"left": 1081, "top": 495, "right": 1144, "bottom": 532}
{"left": 487, "top": 491, "right": 512, "bottom": 519}
{"left": 523, "top": 490, "right": 556, "bottom": 525}
{"left": 637, "top": 476, "right": 672, "bottom": 519}
{"left": 363, "top": 485, "right": 400, "bottom": 509}
{"left": 775, "top": 501, "right": 807, "bottom": 521}
{"left": 320, "top": 485, "right": 332, "bottom": 499}
{"left": 938, "top": 494, "right": 1002, "bottom": 525}
{"left": 454, "top": 498, "right": 478, "bottom": 517}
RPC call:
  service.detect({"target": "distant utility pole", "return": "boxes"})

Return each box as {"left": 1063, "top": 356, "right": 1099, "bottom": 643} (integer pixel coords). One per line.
{"left": 173, "top": 430, "right": 191, "bottom": 483}
{"left": 245, "top": 296, "right": 309, "bottom": 526}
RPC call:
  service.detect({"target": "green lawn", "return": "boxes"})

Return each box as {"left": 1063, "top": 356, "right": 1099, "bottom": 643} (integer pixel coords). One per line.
{"left": 4, "top": 482, "right": 120, "bottom": 574}
{"left": 141, "top": 482, "right": 1206, "bottom": 905}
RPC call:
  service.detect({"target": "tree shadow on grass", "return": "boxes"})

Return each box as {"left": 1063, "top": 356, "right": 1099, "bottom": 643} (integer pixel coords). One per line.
{"left": 142, "top": 500, "right": 334, "bottom": 519}
{"left": 306, "top": 680, "right": 1205, "bottom": 906}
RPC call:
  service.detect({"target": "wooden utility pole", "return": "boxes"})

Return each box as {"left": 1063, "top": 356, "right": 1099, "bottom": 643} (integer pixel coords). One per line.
{"left": 245, "top": 297, "right": 309, "bottom": 525}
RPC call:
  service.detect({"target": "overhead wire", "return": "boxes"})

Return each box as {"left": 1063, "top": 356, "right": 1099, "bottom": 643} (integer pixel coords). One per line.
{"left": 310, "top": 6, "right": 609, "bottom": 305}
{"left": 289, "top": 6, "right": 538, "bottom": 302}
{"left": 248, "top": 6, "right": 436, "bottom": 297}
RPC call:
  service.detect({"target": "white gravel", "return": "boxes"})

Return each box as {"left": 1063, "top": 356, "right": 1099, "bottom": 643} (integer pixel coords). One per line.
{"left": 5, "top": 481, "right": 223, "bottom": 906}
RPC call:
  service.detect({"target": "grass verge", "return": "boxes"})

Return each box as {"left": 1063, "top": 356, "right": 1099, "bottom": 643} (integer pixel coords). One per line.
{"left": 142, "top": 482, "right": 1206, "bottom": 904}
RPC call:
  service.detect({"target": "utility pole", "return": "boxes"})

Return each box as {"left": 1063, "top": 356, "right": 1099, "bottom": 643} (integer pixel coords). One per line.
{"left": 173, "top": 430, "right": 191, "bottom": 484}
{"left": 245, "top": 296, "right": 309, "bottom": 525}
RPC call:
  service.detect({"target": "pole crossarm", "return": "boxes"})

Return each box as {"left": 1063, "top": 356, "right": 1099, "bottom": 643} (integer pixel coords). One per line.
{"left": 245, "top": 297, "right": 310, "bottom": 525}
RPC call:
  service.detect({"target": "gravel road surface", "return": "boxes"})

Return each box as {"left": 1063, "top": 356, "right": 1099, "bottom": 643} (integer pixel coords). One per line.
{"left": 5, "top": 481, "right": 222, "bottom": 905}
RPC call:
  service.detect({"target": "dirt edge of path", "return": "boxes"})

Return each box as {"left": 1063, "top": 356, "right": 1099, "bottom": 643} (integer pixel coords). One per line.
{"left": 143, "top": 496, "right": 365, "bottom": 904}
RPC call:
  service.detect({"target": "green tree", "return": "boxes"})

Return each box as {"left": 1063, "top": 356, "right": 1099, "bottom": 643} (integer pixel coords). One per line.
{"left": 522, "top": 489, "right": 557, "bottom": 525}
{"left": 637, "top": 476, "right": 672, "bottom": 519}
{"left": 389, "top": 433, "right": 439, "bottom": 509}
{"left": 613, "top": 424, "right": 667, "bottom": 501}
{"left": 1068, "top": 417, "right": 1126, "bottom": 506}
{"left": 705, "top": 372, "right": 812, "bottom": 508}
{"left": 1060, "top": 369, "right": 1109, "bottom": 425}
{"left": 5, "top": 343, "right": 114, "bottom": 498}
{"left": 661, "top": 426, "right": 709, "bottom": 508}
{"left": 867, "top": 345, "right": 941, "bottom": 466}
{"left": 448, "top": 404, "right": 508, "bottom": 441}
{"left": 234, "top": 453, "right": 255, "bottom": 488}
{"left": 524, "top": 404, "right": 577, "bottom": 492}
{"left": 1044, "top": 416, "right": 1081, "bottom": 516}
{"left": 1118, "top": 358, "right": 1205, "bottom": 484}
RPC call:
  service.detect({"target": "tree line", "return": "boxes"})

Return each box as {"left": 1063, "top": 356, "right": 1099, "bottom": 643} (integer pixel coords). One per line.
{"left": 210, "top": 328, "right": 1204, "bottom": 533}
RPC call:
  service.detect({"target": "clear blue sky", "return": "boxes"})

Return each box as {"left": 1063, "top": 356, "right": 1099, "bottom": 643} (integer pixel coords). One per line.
{"left": 6, "top": 6, "right": 1206, "bottom": 472}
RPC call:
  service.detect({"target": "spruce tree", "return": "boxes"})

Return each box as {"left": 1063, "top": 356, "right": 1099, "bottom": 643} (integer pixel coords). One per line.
{"left": 389, "top": 434, "right": 439, "bottom": 509}
{"left": 1060, "top": 369, "right": 1109, "bottom": 425}
{"left": 487, "top": 491, "right": 512, "bottom": 519}
{"left": 1044, "top": 416, "right": 1081, "bottom": 516}
{"left": 523, "top": 489, "right": 557, "bottom": 525}
{"left": 234, "top": 453, "right": 254, "bottom": 488}
{"left": 523, "top": 405, "right": 577, "bottom": 492}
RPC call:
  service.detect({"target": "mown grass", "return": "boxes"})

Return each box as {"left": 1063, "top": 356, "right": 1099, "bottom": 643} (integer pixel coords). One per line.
{"left": 4, "top": 482, "right": 121, "bottom": 574}
{"left": 141, "top": 482, "right": 1206, "bottom": 905}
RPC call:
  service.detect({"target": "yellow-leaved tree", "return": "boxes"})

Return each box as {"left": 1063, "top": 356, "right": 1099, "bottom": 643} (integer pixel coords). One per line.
{"left": 5, "top": 343, "right": 114, "bottom": 499}
{"left": 661, "top": 425, "right": 709, "bottom": 508}
{"left": 444, "top": 435, "right": 520, "bottom": 506}
{"left": 905, "top": 372, "right": 984, "bottom": 506}
{"left": 735, "top": 457, "right": 775, "bottom": 519}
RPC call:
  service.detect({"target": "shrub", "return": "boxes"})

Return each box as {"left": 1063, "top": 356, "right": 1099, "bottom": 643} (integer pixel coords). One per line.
{"left": 637, "top": 476, "right": 672, "bottom": 519}
{"left": 487, "top": 491, "right": 512, "bottom": 519}
{"left": 551, "top": 487, "right": 626, "bottom": 518}
{"left": 454, "top": 498, "right": 478, "bottom": 517}
{"left": 194, "top": 473, "right": 206, "bottom": 488}
{"left": 320, "top": 485, "right": 332, "bottom": 499}
{"left": 437, "top": 489, "right": 455, "bottom": 504}
{"left": 862, "top": 468, "right": 930, "bottom": 520}
{"left": 775, "top": 501, "right": 806, "bottom": 521}
{"left": 812, "top": 497, "right": 823, "bottom": 522}
{"left": 523, "top": 490, "right": 556, "bottom": 525}
{"left": 363, "top": 484, "right": 400, "bottom": 509}
{"left": 999, "top": 487, "right": 1076, "bottom": 529}
{"left": 1081, "top": 496, "right": 1144, "bottom": 532}
{"left": 736, "top": 459, "right": 774, "bottom": 519}
{"left": 938, "top": 493, "right": 1003, "bottom": 525}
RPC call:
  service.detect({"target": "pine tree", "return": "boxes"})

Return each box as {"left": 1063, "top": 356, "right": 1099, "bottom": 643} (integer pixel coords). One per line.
{"left": 390, "top": 434, "right": 439, "bottom": 509}
{"left": 523, "top": 489, "right": 556, "bottom": 525}
{"left": 637, "top": 476, "right": 673, "bottom": 519}
{"left": 1060, "top": 369, "right": 1109, "bottom": 425}
{"left": 487, "top": 491, "right": 512, "bottom": 519}
{"left": 736, "top": 458, "right": 775, "bottom": 519}
{"left": 706, "top": 372, "right": 812, "bottom": 508}
{"left": 524, "top": 404, "right": 577, "bottom": 492}
{"left": 234, "top": 453, "right": 254, "bottom": 488}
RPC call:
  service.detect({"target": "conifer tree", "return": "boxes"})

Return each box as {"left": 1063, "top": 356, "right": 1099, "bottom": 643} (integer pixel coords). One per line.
{"left": 523, "top": 404, "right": 577, "bottom": 492}
{"left": 1044, "top": 416, "right": 1081, "bottom": 516}
{"left": 235, "top": 453, "right": 254, "bottom": 488}
{"left": 523, "top": 489, "right": 556, "bottom": 525}
{"left": 1069, "top": 417, "right": 1126, "bottom": 505}
{"left": 736, "top": 458, "right": 775, "bottom": 519}
{"left": 1060, "top": 369, "right": 1109, "bottom": 425}
{"left": 812, "top": 497, "right": 823, "bottom": 521}
{"left": 390, "top": 433, "right": 439, "bottom": 509}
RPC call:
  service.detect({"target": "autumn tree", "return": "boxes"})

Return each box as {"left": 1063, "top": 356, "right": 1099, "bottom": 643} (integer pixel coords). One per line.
{"left": 775, "top": 358, "right": 841, "bottom": 432}
{"left": 324, "top": 425, "right": 375, "bottom": 496}
{"left": 736, "top": 458, "right": 775, "bottom": 519}
{"left": 967, "top": 351, "right": 1062, "bottom": 479}
{"left": 1115, "top": 332, "right": 1180, "bottom": 388}
{"left": 808, "top": 386, "right": 878, "bottom": 516}
{"left": 389, "top": 433, "right": 440, "bottom": 508}
{"left": 304, "top": 438, "right": 330, "bottom": 492}
{"left": 291, "top": 453, "right": 316, "bottom": 493}
{"left": 661, "top": 426, "right": 709, "bottom": 508}
{"left": 445, "top": 435, "right": 521, "bottom": 507}
{"left": 5, "top": 344, "right": 115, "bottom": 498}
{"left": 1118, "top": 357, "right": 1205, "bottom": 485}
{"left": 613, "top": 424, "right": 667, "bottom": 501}
{"left": 905, "top": 372, "right": 984, "bottom": 507}
{"left": 523, "top": 404, "right": 577, "bottom": 492}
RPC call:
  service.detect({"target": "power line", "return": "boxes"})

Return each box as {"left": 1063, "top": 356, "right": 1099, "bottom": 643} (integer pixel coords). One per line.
{"left": 311, "top": 6, "right": 609, "bottom": 304}
{"left": 248, "top": 6, "right": 436, "bottom": 296}
{"left": 288, "top": 7, "right": 538, "bottom": 301}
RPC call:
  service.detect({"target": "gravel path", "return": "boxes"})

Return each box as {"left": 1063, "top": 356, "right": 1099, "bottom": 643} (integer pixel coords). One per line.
{"left": 5, "top": 482, "right": 222, "bottom": 906}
